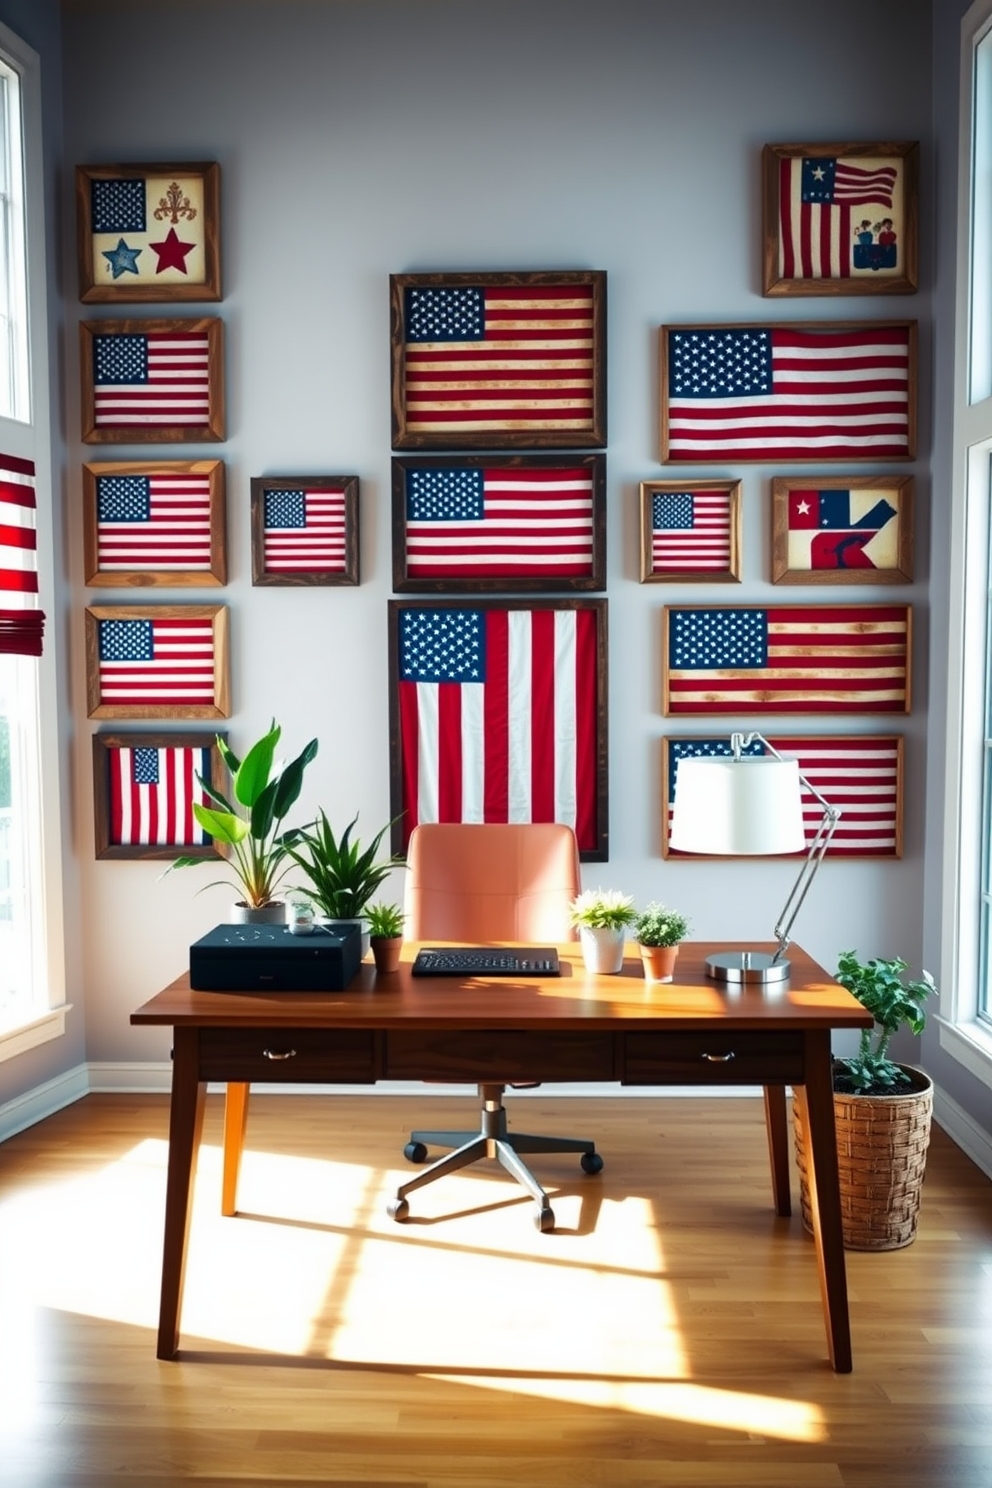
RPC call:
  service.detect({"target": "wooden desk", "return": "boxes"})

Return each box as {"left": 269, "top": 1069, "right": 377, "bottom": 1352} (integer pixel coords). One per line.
{"left": 131, "top": 941, "right": 870, "bottom": 1370}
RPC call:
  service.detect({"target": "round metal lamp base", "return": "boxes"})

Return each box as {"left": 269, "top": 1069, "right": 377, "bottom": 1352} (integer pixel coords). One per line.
{"left": 705, "top": 950, "right": 791, "bottom": 985}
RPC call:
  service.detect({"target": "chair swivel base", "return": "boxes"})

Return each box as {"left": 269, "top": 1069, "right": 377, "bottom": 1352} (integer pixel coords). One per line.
{"left": 388, "top": 1083, "right": 604, "bottom": 1232}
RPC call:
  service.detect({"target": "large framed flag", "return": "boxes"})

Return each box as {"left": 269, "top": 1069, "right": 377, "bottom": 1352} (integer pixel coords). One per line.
{"left": 85, "top": 604, "right": 230, "bottom": 719}
{"left": 660, "top": 321, "right": 916, "bottom": 463}
{"left": 390, "top": 270, "right": 607, "bottom": 449}
{"left": 388, "top": 599, "right": 608, "bottom": 860}
{"left": 83, "top": 459, "right": 226, "bottom": 587}
{"left": 662, "top": 735, "right": 904, "bottom": 859}
{"left": 0, "top": 449, "right": 44, "bottom": 657}
{"left": 92, "top": 731, "right": 226, "bottom": 860}
{"left": 638, "top": 479, "right": 741, "bottom": 584}
{"left": 250, "top": 475, "right": 360, "bottom": 586}
{"left": 762, "top": 142, "right": 918, "bottom": 296}
{"left": 80, "top": 317, "right": 225, "bottom": 444}
{"left": 392, "top": 454, "right": 605, "bottom": 593}
{"left": 662, "top": 604, "right": 911, "bottom": 716}
{"left": 76, "top": 162, "right": 221, "bottom": 303}
{"left": 771, "top": 475, "right": 913, "bottom": 585}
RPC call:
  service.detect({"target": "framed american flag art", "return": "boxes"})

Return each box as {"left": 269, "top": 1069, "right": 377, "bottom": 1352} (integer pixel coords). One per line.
{"left": 659, "top": 321, "right": 916, "bottom": 463}
{"left": 762, "top": 142, "right": 918, "bottom": 297}
{"left": 390, "top": 270, "right": 607, "bottom": 449}
{"left": 85, "top": 603, "right": 230, "bottom": 719}
{"left": 92, "top": 731, "right": 226, "bottom": 860}
{"left": 250, "top": 475, "right": 359, "bottom": 586}
{"left": 639, "top": 479, "right": 741, "bottom": 584}
{"left": 76, "top": 162, "right": 221, "bottom": 303}
{"left": 83, "top": 459, "right": 226, "bottom": 587}
{"left": 80, "top": 317, "right": 225, "bottom": 444}
{"left": 662, "top": 603, "right": 911, "bottom": 717}
{"left": 388, "top": 598, "right": 609, "bottom": 860}
{"left": 392, "top": 453, "right": 605, "bottom": 593}
{"left": 662, "top": 735, "right": 904, "bottom": 859}
{"left": 771, "top": 474, "right": 913, "bottom": 585}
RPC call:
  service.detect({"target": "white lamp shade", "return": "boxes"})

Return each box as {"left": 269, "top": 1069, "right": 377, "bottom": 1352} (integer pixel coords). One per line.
{"left": 670, "top": 755, "right": 806, "bottom": 855}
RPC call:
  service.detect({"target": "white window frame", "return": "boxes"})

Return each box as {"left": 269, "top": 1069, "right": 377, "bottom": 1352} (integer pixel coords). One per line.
{"left": 0, "top": 18, "right": 66, "bottom": 1061}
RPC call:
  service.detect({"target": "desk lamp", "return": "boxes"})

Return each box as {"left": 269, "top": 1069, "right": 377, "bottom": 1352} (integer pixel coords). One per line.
{"left": 669, "top": 732, "right": 841, "bottom": 984}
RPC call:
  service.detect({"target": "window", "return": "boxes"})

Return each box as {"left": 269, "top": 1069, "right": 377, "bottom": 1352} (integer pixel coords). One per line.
{"left": 0, "top": 49, "right": 28, "bottom": 423}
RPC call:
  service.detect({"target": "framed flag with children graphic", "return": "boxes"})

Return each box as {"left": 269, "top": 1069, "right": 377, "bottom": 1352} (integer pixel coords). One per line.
{"left": 83, "top": 459, "right": 227, "bottom": 587}
{"left": 80, "top": 317, "right": 225, "bottom": 444}
{"left": 250, "top": 475, "right": 360, "bottom": 586}
{"left": 639, "top": 479, "right": 741, "bottom": 584}
{"left": 771, "top": 475, "right": 913, "bottom": 585}
{"left": 85, "top": 603, "right": 230, "bottom": 719}
{"left": 92, "top": 731, "right": 226, "bottom": 860}
{"left": 76, "top": 162, "right": 221, "bottom": 303}
{"left": 762, "top": 142, "right": 918, "bottom": 296}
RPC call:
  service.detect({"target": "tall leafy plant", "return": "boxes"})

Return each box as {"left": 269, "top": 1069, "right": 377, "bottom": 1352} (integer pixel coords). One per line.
{"left": 285, "top": 812, "right": 399, "bottom": 920}
{"left": 833, "top": 950, "right": 936, "bottom": 1095}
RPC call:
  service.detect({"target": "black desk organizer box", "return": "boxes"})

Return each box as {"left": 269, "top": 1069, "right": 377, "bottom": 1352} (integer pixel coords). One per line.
{"left": 189, "top": 921, "right": 362, "bottom": 992}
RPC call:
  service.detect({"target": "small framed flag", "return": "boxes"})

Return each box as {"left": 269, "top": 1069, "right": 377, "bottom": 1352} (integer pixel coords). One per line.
{"left": 659, "top": 321, "right": 916, "bottom": 463}
{"left": 639, "top": 479, "right": 741, "bottom": 584}
{"left": 392, "top": 453, "right": 605, "bottom": 593}
{"left": 662, "top": 603, "right": 911, "bottom": 716}
{"left": 250, "top": 475, "right": 360, "bottom": 586}
{"left": 76, "top": 162, "right": 221, "bottom": 303}
{"left": 80, "top": 317, "right": 225, "bottom": 444}
{"left": 762, "top": 142, "right": 918, "bottom": 297}
{"left": 92, "top": 731, "right": 226, "bottom": 860}
{"left": 83, "top": 459, "right": 226, "bottom": 587}
{"left": 662, "top": 735, "right": 904, "bottom": 859}
{"left": 388, "top": 598, "right": 609, "bottom": 860}
{"left": 85, "top": 604, "right": 230, "bottom": 719}
{"left": 771, "top": 475, "right": 913, "bottom": 585}
{"left": 390, "top": 270, "right": 607, "bottom": 450}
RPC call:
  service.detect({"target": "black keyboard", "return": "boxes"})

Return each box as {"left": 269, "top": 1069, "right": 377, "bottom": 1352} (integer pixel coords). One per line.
{"left": 411, "top": 947, "right": 560, "bottom": 977}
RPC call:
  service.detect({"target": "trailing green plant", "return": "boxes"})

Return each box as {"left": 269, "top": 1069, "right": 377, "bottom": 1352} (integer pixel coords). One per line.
{"left": 285, "top": 811, "right": 400, "bottom": 920}
{"left": 833, "top": 949, "right": 936, "bottom": 1096}
{"left": 633, "top": 902, "right": 689, "bottom": 948}
{"left": 365, "top": 901, "right": 405, "bottom": 940}
{"left": 568, "top": 888, "right": 636, "bottom": 932}
{"left": 167, "top": 721, "right": 318, "bottom": 908}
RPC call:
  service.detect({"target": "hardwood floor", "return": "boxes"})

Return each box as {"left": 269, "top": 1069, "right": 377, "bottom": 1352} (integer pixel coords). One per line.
{"left": 0, "top": 1091, "right": 990, "bottom": 1487}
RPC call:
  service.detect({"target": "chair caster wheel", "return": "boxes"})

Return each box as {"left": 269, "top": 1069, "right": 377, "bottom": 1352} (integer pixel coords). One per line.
{"left": 387, "top": 1198, "right": 410, "bottom": 1222}
{"left": 581, "top": 1151, "right": 604, "bottom": 1175}
{"left": 404, "top": 1141, "right": 429, "bottom": 1163}
{"left": 535, "top": 1205, "right": 555, "bottom": 1233}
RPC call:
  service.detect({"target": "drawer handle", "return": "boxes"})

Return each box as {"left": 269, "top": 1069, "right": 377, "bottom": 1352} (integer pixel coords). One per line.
{"left": 702, "top": 1051, "right": 735, "bottom": 1063}
{"left": 262, "top": 1048, "right": 297, "bottom": 1061}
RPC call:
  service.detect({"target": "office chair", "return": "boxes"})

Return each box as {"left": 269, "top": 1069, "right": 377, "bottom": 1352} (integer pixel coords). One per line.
{"left": 387, "top": 822, "right": 603, "bottom": 1233}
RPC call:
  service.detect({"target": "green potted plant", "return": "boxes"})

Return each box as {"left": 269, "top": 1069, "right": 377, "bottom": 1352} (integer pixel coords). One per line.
{"left": 633, "top": 902, "right": 690, "bottom": 983}
{"left": 167, "top": 721, "right": 318, "bottom": 922}
{"left": 793, "top": 950, "right": 937, "bottom": 1251}
{"left": 284, "top": 811, "right": 400, "bottom": 950}
{"left": 569, "top": 888, "right": 636, "bottom": 974}
{"left": 366, "top": 901, "right": 405, "bottom": 975}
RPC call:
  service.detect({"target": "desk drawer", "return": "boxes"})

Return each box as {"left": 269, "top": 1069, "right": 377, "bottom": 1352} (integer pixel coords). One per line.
{"left": 197, "top": 1028, "right": 377, "bottom": 1083}
{"left": 386, "top": 1030, "right": 615, "bottom": 1083}
{"left": 622, "top": 1031, "right": 804, "bottom": 1086}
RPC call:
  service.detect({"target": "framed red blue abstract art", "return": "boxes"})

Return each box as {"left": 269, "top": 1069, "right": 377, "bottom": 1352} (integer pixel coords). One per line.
{"left": 83, "top": 459, "right": 227, "bottom": 587}
{"left": 250, "top": 475, "right": 360, "bottom": 586}
{"left": 392, "top": 454, "right": 606, "bottom": 593}
{"left": 638, "top": 479, "right": 741, "bottom": 584}
{"left": 387, "top": 598, "right": 608, "bottom": 860}
{"left": 85, "top": 604, "right": 230, "bottom": 720}
{"left": 80, "top": 317, "right": 225, "bottom": 444}
{"left": 771, "top": 475, "right": 913, "bottom": 585}
{"left": 92, "top": 731, "right": 226, "bottom": 860}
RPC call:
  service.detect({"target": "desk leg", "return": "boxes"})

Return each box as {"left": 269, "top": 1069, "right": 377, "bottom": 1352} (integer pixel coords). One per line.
{"left": 221, "top": 1082, "right": 250, "bottom": 1217}
{"left": 762, "top": 1085, "right": 792, "bottom": 1217}
{"left": 157, "top": 1027, "right": 205, "bottom": 1361}
{"left": 797, "top": 1031, "right": 852, "bottom": 1373}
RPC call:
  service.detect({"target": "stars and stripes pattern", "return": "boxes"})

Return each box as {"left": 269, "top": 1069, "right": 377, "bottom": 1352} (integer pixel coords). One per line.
{"left": 96, "top": 471, "right": 212, "bottom": 572}
{"left": 650, "top": 489, "right": 732, "bottom": 574}
{"left": 262, "top": 486, "right": 348, "bottom": 571}
{"left": 663, "top": 324, "right": 913, "bottom": 461}
{"left": 779, "top": 155, "right": 899, "bottom": 280}
{"left": 92, "top": 330, "right": 211, "bottom": 428}
{"left": 664, "top": 605, "right": 910, "bottom": 716}
{"left": 96, "top": 616, "right": 217, "bottom": 707}
{"left": 108, "top": 743, "right": 212, "bottom": 847}
{"left": 0, "top": 451, "right": 44, "bottom": 657}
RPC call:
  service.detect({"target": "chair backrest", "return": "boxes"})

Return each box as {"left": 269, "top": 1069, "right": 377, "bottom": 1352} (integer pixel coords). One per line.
{"left": 403, "top": 823, "right": 581, "bottom": 943}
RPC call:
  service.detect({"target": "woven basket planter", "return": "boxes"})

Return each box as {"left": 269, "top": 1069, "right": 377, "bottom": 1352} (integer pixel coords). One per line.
{"left": 793, "top": 1065, "right": 933, "bottom": 1251}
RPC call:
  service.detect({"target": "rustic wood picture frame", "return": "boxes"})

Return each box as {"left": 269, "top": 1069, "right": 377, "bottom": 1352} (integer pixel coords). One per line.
{"left": 249, "top": 475, "right": 360, "bottom": 586}
{"left": 392, "top": 453, "right": 606, "bottom": 593}
{"left": 80, "top": 317, "right": 225, "bottom": 444}
{"left": 76, "top": 162, "right": 221, "bottom": 304}
{"left": 92, "top": 731, "right": 226, "bottom": 860}
{"left": 662, "top": 734, "right": 904, "bottom": 859}
{"left": 639, "top": 478, "right": 742, "bottom": 584}
{"left": 83, "top": 459, "right": 226, "bottom": 588}
{"left": 387, "top": 597, "right": 609, "bottom": 860}
{"left": 85, "top": 603, "right": 230, "bottom": 720}
{"left": 771, "top": 475, "right": 914, "bottom": 585}
{"left": 390, "top": 270, "right": 607, "bottom": 450}
{"left": 762, "top": 142, "right": 918, "bottom": 297}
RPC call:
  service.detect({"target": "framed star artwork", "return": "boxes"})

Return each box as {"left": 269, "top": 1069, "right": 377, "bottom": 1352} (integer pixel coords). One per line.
{"left": 79, "top": 317, "right": 225, "bottom": 444}
{"left": 250, "top": 474, "right": 360, "bottom": 586}
{"left": 771, "top": 475, "right": 914, "bottom": 585}
{"left": 84, "top": 603, "right": 230, "bottom": 719}
{"left": 76, "top": 162, "right": 221, "bottom": 303}
{"left": 638, "top": 478, "right": 741, "bottom": 584}
{"left": 762, "top": 142, "right": 918, "bottom": 297}
{"left": 92, "top": 731, "right": 226, "bottom": 860}
{"left": 83, "top": 459, "right": 227, "bottom": 587}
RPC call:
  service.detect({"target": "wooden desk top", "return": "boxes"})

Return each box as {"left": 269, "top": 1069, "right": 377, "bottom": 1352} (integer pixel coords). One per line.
{"left": 131, "top": 941, "right": 871, "bottom": 1034}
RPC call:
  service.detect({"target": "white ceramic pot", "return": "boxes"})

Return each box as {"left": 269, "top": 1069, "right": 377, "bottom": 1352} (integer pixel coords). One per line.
{"left": 229, "top": 901, "right": 286, "bottom": 925}
{"left": 579, "top": 924, "right": 625, "bottom": 974}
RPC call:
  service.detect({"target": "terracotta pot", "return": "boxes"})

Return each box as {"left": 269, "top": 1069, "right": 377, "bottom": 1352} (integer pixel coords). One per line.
{"left": 578, "top": 924, "right": 625, "bottom": 974}
{"left": 371, "top": 935, "right": 403, "bottom": 974}
{"left": 640, "top": 943, "right": 680, "bottom": 982}
{"left": 229, "top": 901, "right": 285, "bottom": 925}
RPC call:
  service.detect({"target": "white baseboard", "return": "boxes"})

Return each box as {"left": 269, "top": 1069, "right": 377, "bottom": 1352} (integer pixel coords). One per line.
{"left": 0, "top": 1063, "right": 90, "bottom": 1142}
{"left": 932, "top": 1085, "right": 992, "bottom": 1181}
